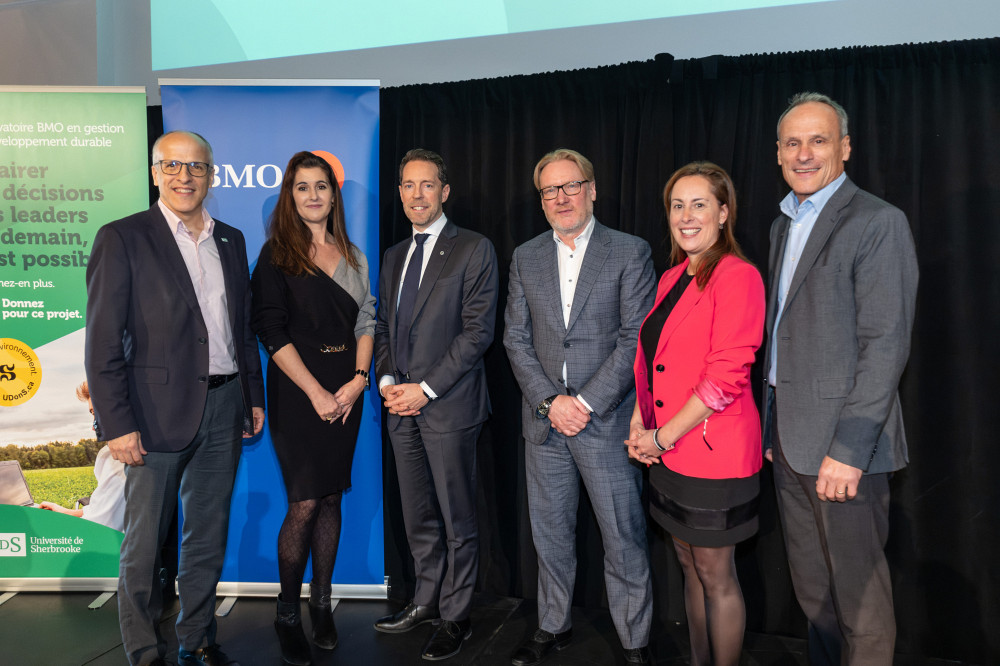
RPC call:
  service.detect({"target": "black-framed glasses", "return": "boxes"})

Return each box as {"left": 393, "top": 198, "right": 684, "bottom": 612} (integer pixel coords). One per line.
{"left": 539, "top": 180, "right": 590, "bottom": 200}
{"left": 155, "top": 160, "right": 211, "bottom": 177}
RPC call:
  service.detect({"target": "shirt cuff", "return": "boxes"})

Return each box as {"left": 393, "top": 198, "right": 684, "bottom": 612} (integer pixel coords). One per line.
{"left": 378, "top": 375, "right": 395, "bottom": 395}
{"left": 420, "top": 381, "right": 438, "bottom": 400}
{"left": 575, "top": 394, "right": 594, "bottom": 413}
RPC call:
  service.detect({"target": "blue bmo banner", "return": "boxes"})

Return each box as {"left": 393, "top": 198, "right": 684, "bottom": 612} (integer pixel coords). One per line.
{"left": 160, "top": 81, "right": 383, "bottom": 593}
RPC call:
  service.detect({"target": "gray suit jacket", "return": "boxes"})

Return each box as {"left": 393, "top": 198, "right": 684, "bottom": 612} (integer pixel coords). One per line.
{"left": 504, "top": 220, "right": 656, "bottom": 444}
{"left": 763, "top": 177, "right": 918, "bottom": 475}
{"left": 85, "top": 205, "right": 265, "bottom": 452}
{"left": 374, "top": 220, "right": 499, "bottom": 434}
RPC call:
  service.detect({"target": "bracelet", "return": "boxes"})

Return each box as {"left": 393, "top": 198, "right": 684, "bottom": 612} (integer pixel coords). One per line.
{"left": 354, "top": 369, "right": 369, "bottom": 387}
{"left": 652, "top": 427, "right": 667, "bottom": 452}
{"left": 422, "top": 389, "right": 433, "bottom": 401}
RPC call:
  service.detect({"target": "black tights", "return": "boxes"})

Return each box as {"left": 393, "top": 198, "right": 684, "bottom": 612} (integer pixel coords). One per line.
{"left": 672, "top": 538, "right": 745, "bottom": 666}
{"left": 277, "top": 492, "right": 343, "bottom": 602}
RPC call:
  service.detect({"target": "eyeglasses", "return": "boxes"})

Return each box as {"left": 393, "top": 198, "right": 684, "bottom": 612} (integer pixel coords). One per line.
{"left": 538, "top": 180, "right": 590, "bottom": 200}
{"left": 155, "top": 160, "right": 211, "bottom": 177}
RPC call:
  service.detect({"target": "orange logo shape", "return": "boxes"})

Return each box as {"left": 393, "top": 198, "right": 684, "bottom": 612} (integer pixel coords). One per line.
{"left": 311, "top": 151, "right": 345, "bottom": 188}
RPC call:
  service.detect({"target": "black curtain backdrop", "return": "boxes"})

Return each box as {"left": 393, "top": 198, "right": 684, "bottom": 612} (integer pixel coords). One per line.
{"left": 378, "top": 38, "right": 1000, "bottom": 664}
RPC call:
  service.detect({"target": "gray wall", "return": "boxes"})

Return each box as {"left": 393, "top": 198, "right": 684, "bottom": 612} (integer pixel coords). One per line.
{"left": 1, "top": 0, "right": 998, "bottom": 103}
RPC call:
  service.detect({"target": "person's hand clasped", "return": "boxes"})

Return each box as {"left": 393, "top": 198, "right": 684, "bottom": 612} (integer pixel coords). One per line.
{"left": 816, "top": 455, "right": 863, "bottom": 502}
{"left": 310, "top": 388, "right": 345, "bottom": 424}
{"left": 331, "top": 375, "right": 366, "bottom": 423}
{"left": 383, "top": 382, "right": 428, "bottom": 417}
{"left": 625, "top": 425, "right": 670, "bottom": 466}
{"left": 547, "top": 395, "right": 590, "bottom": 436}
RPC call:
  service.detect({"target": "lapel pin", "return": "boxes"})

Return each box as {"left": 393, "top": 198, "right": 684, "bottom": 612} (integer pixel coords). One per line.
{"left": 440, "top": 250, "right": 444, "bottom": 255}
{"left": 220, "top": 237, "right": 229, "bottom": 243}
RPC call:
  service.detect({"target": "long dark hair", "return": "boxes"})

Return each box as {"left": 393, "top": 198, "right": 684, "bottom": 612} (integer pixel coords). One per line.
{"left": 267, "top": 151, "right": 359, "bottom": 275}
{"left": 663, "top": 161, "right": 749, "bottom": 289}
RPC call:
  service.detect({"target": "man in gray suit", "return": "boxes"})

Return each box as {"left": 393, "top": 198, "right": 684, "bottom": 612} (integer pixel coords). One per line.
{"left": 373, "top": 149, "right": 499, "bottom": 661}
{"left": 764, "top": 93, "right": 918, "bottom": 665}
{"left": 86, "top": 131, "right": 265, "bottom": 666}
{"left": 504, "top": 148, "right": 656, "bottom": 665}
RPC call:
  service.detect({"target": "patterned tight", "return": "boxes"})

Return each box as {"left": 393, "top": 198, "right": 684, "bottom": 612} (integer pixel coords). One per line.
{"left": 277, "top": 491, "right": 343, "bottom": 602}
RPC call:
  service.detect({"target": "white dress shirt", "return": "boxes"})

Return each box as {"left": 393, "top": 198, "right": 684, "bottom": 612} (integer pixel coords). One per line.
{"left": 553, "top": 217, "right": 595, "bottom": 413}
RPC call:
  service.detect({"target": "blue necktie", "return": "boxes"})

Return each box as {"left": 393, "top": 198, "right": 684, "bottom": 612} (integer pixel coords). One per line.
{"left": 395, "top": 233, "right": 429, "bottom": 376}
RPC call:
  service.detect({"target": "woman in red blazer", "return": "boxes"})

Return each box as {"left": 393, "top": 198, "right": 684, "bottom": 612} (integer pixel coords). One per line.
{"left": 627, "top": 162, "right": 764, "bottom": 666}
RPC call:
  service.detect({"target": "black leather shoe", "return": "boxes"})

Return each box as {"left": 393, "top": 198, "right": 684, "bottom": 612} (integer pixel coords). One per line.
{"left": 421, "top": 619, "right": 471, "bottom": 661}
{"left": 178, "top": 644, "right": 240, "bottom": 665}
{"left": 510, "top": 628, "right": 573, "bottom": 666}
{"left": 374, "top": 601, "right": 440, "bottom": 633}
{"left": 623, "top": 646, "right": 651, "bottom": 664}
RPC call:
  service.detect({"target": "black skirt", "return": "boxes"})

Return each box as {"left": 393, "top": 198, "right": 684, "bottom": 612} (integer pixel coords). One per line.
{"left": 648, "top": 463, "right": 760, "bottom": 547}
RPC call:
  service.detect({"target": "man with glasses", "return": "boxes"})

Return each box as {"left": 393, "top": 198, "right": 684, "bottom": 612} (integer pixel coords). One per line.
{"left": 86, "top": 130, "right": 265, "bottom": 666}
{"left": 503, "top": 148, "right": 656, "bottom": 665}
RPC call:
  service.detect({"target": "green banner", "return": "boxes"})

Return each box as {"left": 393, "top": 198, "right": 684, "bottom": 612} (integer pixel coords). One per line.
{"left": 0, "top": 87, "right": 148, "bottom": 358}
{"left": 1, "top": 87, "right": 147, "bottom": 588}
{"left": 0, "top": 505, "right": 124, "bottom": 578}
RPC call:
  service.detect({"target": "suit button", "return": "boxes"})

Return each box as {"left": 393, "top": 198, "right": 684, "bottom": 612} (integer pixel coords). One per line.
{"left": 655, "top": 364, "right": 665, "bottom": 372}
{"left": 655, "top": 400, "right": 663, "bottom": 407}
{"left": 198, "top": 337, "right": 207, "bottom": 344}
{"left": 563, "top": 342, "right": 571, "bottom": 348}
{"left": 198, "top": 376, "right": 207, "bottom": 383}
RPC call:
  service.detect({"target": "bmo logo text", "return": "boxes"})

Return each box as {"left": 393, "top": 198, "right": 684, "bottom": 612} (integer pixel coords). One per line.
{"left": 212, "top": 164, "right": 282, "bottom": 189}
{"left": 0, "top": 533, "right": 26, "bottom": 556}
{"left": 211, "top": 151, "right": 346, "bottom": 190}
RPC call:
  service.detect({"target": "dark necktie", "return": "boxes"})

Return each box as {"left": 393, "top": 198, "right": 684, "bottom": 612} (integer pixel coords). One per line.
{"left": 395, "top": 233, "right": 429, "bottom": 376}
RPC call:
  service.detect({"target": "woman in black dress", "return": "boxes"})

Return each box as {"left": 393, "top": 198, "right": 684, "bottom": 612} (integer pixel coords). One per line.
{"left": 251, "top": 151, "right": 375, "bottom": 666}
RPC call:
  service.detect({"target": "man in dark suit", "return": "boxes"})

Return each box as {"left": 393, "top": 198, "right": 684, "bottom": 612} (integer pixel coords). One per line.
{"left": 503, "top": 149, "right": 656, "bottom": 665}
{"left": 85, "top": 131, "right": 265, "bottom": 666}
{"left": 373, "top": 149, "right": 499, "bottom": 661}
{"left": 763, "top": 93, "right": 918, "bottom": 665}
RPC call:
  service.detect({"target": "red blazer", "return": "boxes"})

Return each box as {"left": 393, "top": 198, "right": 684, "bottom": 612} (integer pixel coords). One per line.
{"left": 634, "top": 254, "right": 765, "bottom": 479}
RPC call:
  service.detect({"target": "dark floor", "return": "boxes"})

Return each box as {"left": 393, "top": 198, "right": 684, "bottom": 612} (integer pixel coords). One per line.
{"left": 0, "top": 592, "right": 967, "bottom": 665}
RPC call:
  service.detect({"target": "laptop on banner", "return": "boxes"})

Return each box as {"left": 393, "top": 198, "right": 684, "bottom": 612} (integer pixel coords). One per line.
{"left": 0, "top": 460, "right": 35, "bottom": 506}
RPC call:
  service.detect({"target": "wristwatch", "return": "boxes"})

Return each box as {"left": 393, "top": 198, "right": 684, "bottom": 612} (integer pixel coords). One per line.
{"left": 535, "top": 395, "right": 558, "bottom": 419}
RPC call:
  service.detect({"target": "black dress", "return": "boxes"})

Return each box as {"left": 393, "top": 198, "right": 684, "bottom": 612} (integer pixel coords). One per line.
{"left": 251, "top": 243, "right": 366, "bottom": 502}
{"left": 640, "top": 271, "right": 759, "bottom": 547}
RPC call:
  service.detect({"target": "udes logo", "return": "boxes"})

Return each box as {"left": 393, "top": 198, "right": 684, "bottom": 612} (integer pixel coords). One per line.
{"left": 212, "top": 151, "right": 346, "bottom": 189}
{"left": 0, "top": 533, "right": 26, "bottom": 556}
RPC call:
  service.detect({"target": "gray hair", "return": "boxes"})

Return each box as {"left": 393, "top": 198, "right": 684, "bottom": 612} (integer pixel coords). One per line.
{"left": 777, "top": 92, "right": 849, "bottom": 139}
{"left": 151, "top": 130, "right": 214, "bottom": 166}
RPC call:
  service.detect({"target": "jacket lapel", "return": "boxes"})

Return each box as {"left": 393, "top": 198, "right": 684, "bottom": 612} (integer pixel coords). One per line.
{"left": 146, "top": 206, "right": 202, "bottom": 317}
{"left": 214, "top": 222, "right": 238, "bottom": 331}
{"left": 783, "top": 178, "right": 858, "bottom": 311}
{"left": 567, "top": 221, "right": 610, "bottom": 332}
{"left": 652, "top": 262, "right": 702, "bottom": 360}
{"left": 410, "top": 221, "right": 455, "bottom": 324}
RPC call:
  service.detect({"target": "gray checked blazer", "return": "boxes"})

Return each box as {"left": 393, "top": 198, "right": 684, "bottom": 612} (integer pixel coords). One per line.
{"left": 763, "top": 177, "right": 919, "bottom": 475}
{"left": 504, "top": 219, "right": 656, "bottom": 444}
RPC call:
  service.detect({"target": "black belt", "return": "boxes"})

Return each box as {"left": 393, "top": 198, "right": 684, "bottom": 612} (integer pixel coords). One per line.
{"left": 208, "top": 373, "right": 238, "bottom": 389}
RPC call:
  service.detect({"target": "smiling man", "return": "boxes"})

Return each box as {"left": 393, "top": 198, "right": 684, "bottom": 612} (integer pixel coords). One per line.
{"left": 503, "top": 148, "right": 656, "bottom": 665}
{"left": 85, "top": 130, "right": 265, "bottom": 666}
{"left": 373, "top": 149, "right": 499, "bottom": 661}
{"left": 763, "top": 93, "right": 918, "bottom": 665}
